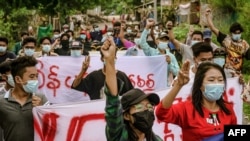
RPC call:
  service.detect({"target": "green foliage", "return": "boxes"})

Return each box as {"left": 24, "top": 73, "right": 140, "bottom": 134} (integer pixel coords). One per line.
{"left": 0, "top": 7, "right": 33, "bottom": 50}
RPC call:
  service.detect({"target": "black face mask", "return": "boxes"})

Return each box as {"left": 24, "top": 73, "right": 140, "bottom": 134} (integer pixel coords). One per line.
{"left": 132, "top": 110, "right": 155, "bottom": 133}
{"left": 61, "top": 40, "right": 69, "bottom": 48}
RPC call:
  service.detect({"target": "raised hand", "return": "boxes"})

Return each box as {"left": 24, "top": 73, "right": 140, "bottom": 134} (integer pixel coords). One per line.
{"left": 101, "top": 36, "right": 116, "bottom": 61}
{"left": 146, "top": 18, "right": 155, "bottom": 29}
{"left": 177, "top": 60, "right": 190, "bottom": 86}
{"left": 81, "top": 55, "right": 90, "bottom": 71}
{"left": 205, "top": 8, "right": 212, "bottom": 17}
{"left": 32, "top": 95, "right": 42, "bottom": 107}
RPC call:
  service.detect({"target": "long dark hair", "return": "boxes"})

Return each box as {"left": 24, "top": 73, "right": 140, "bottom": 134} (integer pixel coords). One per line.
{"left": 192, "top": 62, "right": 231, "bottom": 117}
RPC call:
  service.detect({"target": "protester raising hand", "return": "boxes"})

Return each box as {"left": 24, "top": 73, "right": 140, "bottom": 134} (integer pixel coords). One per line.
{"left": 72, "top": 55, "right": 90, "bottom": 88}
{"left": 81, "top": 55, "right": 90, "bottom": 71}
{"left": 156, "top": 62, "right": 237, "bottom": 141}
{"left": 101, "top": 36, "right": 116, "bottom": 60}
{"left": 145, "top": 18, "right": 155, "bottom": 29}
{"left": 176, "top": 60, "right": 190, "bottom": 86}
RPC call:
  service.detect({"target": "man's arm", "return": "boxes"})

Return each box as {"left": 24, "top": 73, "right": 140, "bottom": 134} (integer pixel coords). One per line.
{"left": 168, "top": 29, "right": 181, "bottom": 51}
{"left": 101, "top": 24, "right": 108, "bottom": 34}
{"left": 103, "top": 37, "right": 118, "bottom": 95}
{"left": 167, "top": 52, "right": 180, "bottom": 76}
{"left": 118, "top": 24, "right": 135, "bottom": 48}
{"left": 245, "top": 48, "right": 250, "bottom": 60}
{"left": 72, "top": 56, "right": 90, "bottom": 88}
{"left": 139, "top": 19, "right": 158, "bottom": 56}
{"left": 205, "top": 9, "right": 219, "bottom": 36}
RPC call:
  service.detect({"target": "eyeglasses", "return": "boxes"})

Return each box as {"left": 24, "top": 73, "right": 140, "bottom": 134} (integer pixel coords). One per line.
{"left": 133, "top": 103, "right": 154, "bottom": 112}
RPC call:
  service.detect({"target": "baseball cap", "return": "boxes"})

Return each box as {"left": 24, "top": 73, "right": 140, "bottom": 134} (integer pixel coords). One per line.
{"left": 158, "top": 32, "right": 169, "bottom": 40}
{"left": 203, "top": 28, "right": 212, "bottom": 39}
{"left": 69, "top": 41, "right": 83, "bottom": 49}
{"left": 63, "top": 24, "right": 69, "bottom": 29}
{"left": 121, "top": 88, "right": 160, "bottom": 111}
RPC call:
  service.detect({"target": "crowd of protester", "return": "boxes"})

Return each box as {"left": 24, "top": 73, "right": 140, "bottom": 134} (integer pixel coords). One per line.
{"left": 0, "top": 8, "right": 250, "bottom": 141}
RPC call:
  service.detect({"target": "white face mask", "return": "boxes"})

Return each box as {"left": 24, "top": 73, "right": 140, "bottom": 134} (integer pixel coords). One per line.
{"left": 95, "top": 28, "right": 100, "bottom": 31}
{"left": 191, "top": 40, "right": 200, "bottom": 46}
{"left": 158, "top": 41, "right": 168, "bottom": 50}
{"left": 107, "top": 32, "right": 113, "bottom": 36}
{"left": 24, "top": 48, "right": 35, "bottom": 56}
{"left": 53, "top": 34, "right": 60, "bottom": 38}
{"left": 127, "top": 29, "right": 132, "bottom": 33}
{"left": 70, "top": 50, "right": 82, "bottom": 57}
{"left": 22, "top": 80, "right": 39, "bottom": 94}
{"left": 7, "top": 74, "right": 15, "bottom": 87}
{"left": 213, "top": 57, "right": 225, "bottom": 68}
{"left": 42, "top": 45, "right": 51, "bottom": 53}
{"left": 232, "top": 33, "right": 241, "bottom": 41}
{"left": 0, "top": 46, "right": 7, "bottom": 52}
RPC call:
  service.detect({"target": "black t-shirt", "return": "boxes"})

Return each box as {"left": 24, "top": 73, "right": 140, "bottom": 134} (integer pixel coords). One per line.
{"left": 0, "top": 51, "right": 16, "bottom": 64}
{"left": 71, "top": 69, "right": 134, "bottom": 100}
{"left": 90, "top": 31, "right": 103, "bottom": 42}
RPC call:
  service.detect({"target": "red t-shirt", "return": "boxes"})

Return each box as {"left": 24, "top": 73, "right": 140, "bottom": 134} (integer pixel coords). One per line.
{"left": 155, "top": 100, "right": 237, "bottom": 141}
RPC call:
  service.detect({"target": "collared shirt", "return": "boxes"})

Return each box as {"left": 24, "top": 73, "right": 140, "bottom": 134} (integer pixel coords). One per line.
{"left": 0, "top": 89, "right": 47, "bottom": 141}
{"left": 140, "top": 29, "right": 180, "bottom": 77}
{"left": 0, "top": 86, "right": 6, "bottom": 96}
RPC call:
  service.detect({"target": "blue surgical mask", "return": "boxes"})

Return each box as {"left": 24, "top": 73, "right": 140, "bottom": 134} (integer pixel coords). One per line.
{"left": 7, "top": 74, "right": 15, "bottom": 87}
{"left": 203, "top": 83, "right": 224, "bottom": 101}
{"left": 80, "top": 34, "right": 86, "bottom": 39}
{"left": 134, "top": 38, "right": 141, "bottom": 45}
{"left": 158, "top": 41, "right": 168, "bottom": 50}
{"left": 232, "top": 33, "right": 241, "bottom": 41}
{"left": 24, "top": 48, "right": 35, "bottom": 56}
{"left": 191, "top": 40, "right": 200, "bottom": 46}
{"left": 23, "top": 80, "right": 39, "bottom": 94}
{"left": 42, "top": 45, "right": 51, "bottom": 53}
{"left": 0, "top": 46, "right": 7, "bottom": 52}
{"left": 213, "top": 57, "right": 225, "bottom": 68}
{"left": 71, "top": 50, "right": 82, "bottom": 57}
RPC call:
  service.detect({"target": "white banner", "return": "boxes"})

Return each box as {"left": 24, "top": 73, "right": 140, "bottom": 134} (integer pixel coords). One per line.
{"left": 36, "top": 55, "right": 168, "bottom": 104}
{"left": 33, "top": 78, "right": 243, "bottom": 141}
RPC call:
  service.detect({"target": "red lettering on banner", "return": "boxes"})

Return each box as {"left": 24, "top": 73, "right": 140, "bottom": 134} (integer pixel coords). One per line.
{"left": 34, "top": 113, "right": 104, "bottom": 141}
{"left": 37, "top": 60, "right": 45, "bottom": 89}
{"left": 164, "top": 123, "right": 175, "bottom": 141}
{"left": 128, "top": 73, "right": 155, "bottom": 91}
{"left": 224, "top": 87, "right": 235, "bottom": 103}
{"left": 65, "top": 73, "right": 88, "bottom": 88}
{"left": 34, "top": 113, "right": 60, "bottom": 141}
{"left": 66, "top": 113, "right": 104, "bottom": 141}
{"left": 47, "top": 65, "right": 60, "bottom": 97}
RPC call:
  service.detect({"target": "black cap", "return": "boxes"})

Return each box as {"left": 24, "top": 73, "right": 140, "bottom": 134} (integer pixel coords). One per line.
{"left": 93, "top": 24, "right": 99, "bottom": 28}
{"left": 121, "top": 88, "right": 160, "bottom": 111}
{"left": 69, "top": 41, "right": 83, "bottom": 49}
{"left": 214, "top": 47, "right": 226, "bottom": 57}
